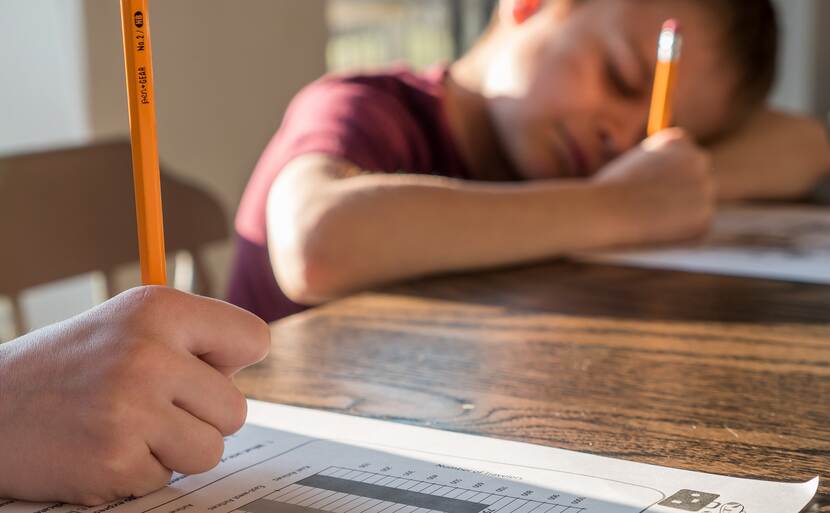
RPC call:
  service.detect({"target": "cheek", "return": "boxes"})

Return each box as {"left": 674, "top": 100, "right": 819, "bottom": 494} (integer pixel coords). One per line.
{"left": 485, "top": 33, "right": 602, "bottom": 124}
{"left": 482, "top": 30, "right": 546, "bottom": 99}
{"left": 529, "top": 52, "right": 601, "bottom": 117}
{"left": 529, "top": 46, "right": 607, "bottom": 125}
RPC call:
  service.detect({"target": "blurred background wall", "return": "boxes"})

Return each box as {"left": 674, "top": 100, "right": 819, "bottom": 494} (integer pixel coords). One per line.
{"left": 0, "top": 0, "right": 326, "bottom": 335}
{"left": 0, "top": 0, "right": 93, "bottom": 337}
{"left": 770, "top": 0, "right": 830, "bottom": 120}
{"left": 0, "top": 1, "right": 89, "bottom": 154}
{"left": 0, "top": 0, "right": 828, "bottom": 338}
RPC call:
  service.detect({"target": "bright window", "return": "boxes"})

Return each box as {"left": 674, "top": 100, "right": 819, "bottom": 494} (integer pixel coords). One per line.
{"left": 326, "top": 0, "right": 494, "bottom": 72}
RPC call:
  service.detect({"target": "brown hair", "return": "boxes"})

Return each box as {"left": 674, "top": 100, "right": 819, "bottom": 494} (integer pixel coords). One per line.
{"left": 485, "top": 0, "right": 779, "bottom": 123}
{"left": 698, "top": 0, "right": 779, "bottom": 120}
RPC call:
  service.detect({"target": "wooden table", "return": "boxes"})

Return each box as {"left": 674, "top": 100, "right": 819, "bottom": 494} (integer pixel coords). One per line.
{"left": 237, "top": 261, "right": 830, "bottom": 512}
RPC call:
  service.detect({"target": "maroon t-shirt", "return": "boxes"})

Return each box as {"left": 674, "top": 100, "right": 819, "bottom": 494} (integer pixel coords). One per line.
{"left": 230, "top": 66, "right": 471, "bottom": 322}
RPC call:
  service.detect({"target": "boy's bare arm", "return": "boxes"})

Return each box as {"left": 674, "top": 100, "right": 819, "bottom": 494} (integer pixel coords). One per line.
{"left": 268, "top": 131, "right": 713, "bottom": 304}
{"left": 711, "top": 109, "right": 830, "bottom": 201}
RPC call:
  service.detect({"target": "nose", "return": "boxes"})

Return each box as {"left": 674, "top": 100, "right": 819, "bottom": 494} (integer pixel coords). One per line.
{"left": 596, "top": 126, "right": 620, "bottom": 163}
{"left": 596, "top": 106, "right": 649, "bottom": 161}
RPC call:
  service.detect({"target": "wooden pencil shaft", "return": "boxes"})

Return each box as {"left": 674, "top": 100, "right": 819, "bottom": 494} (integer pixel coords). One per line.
{"left": 120, "top": 0, "right": 167, "bottom": 286}
{"left": 647, "top": 23, "right": 682, "bottom": 136}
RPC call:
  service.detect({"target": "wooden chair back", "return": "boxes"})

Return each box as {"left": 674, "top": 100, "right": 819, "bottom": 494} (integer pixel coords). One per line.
{"left": 0, "top": 140, "right": 228, "bottom": 335}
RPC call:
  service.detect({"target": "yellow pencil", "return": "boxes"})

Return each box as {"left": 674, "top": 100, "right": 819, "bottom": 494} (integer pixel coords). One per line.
{"left": 648, "top": 19, "right": 683, "bottom": 136}
{"left": 120, "top": 0, "right": 167, "bottom": 286}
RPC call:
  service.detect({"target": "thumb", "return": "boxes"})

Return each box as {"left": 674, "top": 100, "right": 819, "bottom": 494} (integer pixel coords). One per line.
{"left": 162, "top": 291, "right": 272, "bottom": 376}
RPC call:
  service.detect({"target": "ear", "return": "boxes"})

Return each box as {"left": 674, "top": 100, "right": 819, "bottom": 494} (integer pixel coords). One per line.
{"left": 500, "top": 0, "right": 542, "bottom": 25}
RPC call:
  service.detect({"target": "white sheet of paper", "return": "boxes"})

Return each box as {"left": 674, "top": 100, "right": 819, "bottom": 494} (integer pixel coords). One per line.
{"left": 1, "top": 400, "right": 819, "bottom": 513}
{"left": 576, "top": 205, "right": 830, "bottom": 284}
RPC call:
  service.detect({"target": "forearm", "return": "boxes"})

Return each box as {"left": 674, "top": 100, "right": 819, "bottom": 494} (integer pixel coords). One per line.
{"left": 268, "top": 157, "right": 634, "bottom": 303}
{"left": 712, "top": 109, "right": 830, "bottom": 201}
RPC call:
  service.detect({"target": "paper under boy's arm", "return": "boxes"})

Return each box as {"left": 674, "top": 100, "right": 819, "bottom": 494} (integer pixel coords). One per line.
{"left": 711, "top": 108, "right": 830, "bottom": 202}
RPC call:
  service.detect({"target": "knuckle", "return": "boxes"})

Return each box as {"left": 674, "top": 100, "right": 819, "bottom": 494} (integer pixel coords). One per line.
{"left": 114, "top": 339, "right": 170, "bottom": 387}
{"left": 89, "top": 398, "right": 135, "bottom": 439}
{"left": 93, "top": 444, "right": 138, "bottom": 490}
{"left": 129, "top": 338, "right": 168, "bottom": 369}
{"left": 97, "top": 447, "right": 129, "bottom": 476}
{"left": 666, "top": 131, "right": 688, "bottom": 146}
{"left": 120, "top": 286, "right": 174, "bottom": 319}
{"left": 120, "top": 467, "right": 172, "bottom": 499}
{"left": 104, "top": 287, "right": 179, "bottom": 349}
{"left": 132, "top": 470, "right": 173, "bottom": 498}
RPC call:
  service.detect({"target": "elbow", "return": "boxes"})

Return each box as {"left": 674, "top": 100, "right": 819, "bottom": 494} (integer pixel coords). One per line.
{"left": 274, "top": 254, "right": 344, "bottom": 306}
{"left": 269, "top": 218, "right": 351, "bottom": 306}
{"left": 266, "top": 162, "right": 370, "bottom": 305}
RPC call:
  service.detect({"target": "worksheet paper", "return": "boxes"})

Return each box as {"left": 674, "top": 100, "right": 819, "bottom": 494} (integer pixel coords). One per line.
{"left": 576, "top": 205, "right": 830, "bottom": 284}
{"left": 1, "top": 401, "right": 818, "bottom": 513}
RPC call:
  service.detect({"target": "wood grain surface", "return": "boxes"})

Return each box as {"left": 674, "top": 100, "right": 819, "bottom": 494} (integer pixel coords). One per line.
{"left": 236, "top": 262, "right": 830, "bottom": 512}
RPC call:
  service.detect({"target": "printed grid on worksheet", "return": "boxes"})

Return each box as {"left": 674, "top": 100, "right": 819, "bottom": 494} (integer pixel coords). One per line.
{"left": 236, "top": 466, "right": 586, "bottom": 513}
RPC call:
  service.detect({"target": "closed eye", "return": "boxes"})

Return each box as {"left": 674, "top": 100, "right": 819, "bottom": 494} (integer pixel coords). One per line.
{"left": 606, "top": 59, "right": 643, "bottom": 99}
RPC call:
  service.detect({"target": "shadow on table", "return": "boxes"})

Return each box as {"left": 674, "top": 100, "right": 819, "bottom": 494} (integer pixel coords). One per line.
{"left": 387, "top": 191, "right": 830, "bottom": 326}
{"left": 385, "top": 260, "right": 830, "bottom": 325}
{"left": 807, "top": 175, "right": 830, "bottom": 206}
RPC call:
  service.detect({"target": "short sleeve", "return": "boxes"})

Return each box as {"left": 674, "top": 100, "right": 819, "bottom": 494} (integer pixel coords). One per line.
{"left": 235, "top": 76, "right": 424, "bottom": 244}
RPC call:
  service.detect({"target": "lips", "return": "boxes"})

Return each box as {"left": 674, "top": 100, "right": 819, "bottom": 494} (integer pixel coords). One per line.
{"left": 557, "top": 126, "right": 590, "bottom": 177}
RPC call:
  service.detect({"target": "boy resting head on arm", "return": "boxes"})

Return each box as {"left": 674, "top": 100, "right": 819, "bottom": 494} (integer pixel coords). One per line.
{"left": 230, "top": 0, "right": 830, "bottom": 322}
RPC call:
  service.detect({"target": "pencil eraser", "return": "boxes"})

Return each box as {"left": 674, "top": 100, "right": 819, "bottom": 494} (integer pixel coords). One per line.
{"left": 662, "top": 19, "right": 681, "bottom": 33}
